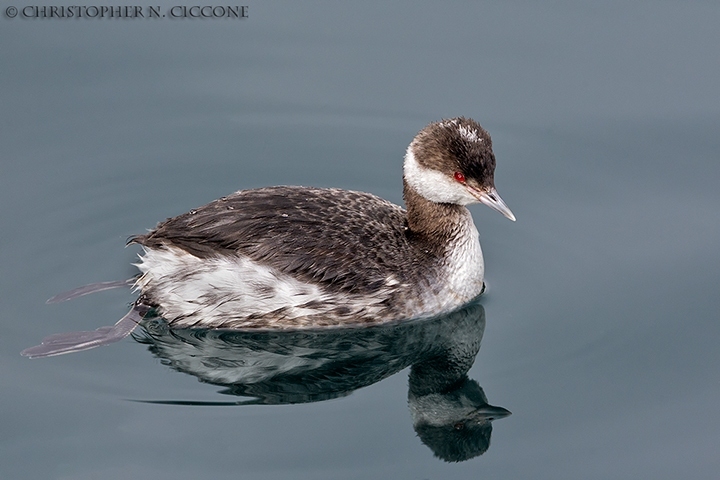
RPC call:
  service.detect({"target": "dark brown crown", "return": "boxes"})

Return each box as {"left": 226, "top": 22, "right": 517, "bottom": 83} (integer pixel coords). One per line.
{"left": 411, "top": 117, "right": 496, "bottom": 189}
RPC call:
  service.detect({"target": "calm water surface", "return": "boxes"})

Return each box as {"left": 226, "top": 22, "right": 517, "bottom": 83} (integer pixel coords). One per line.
{"left": 2, "top": 2, "right": 719, "bottom": 479}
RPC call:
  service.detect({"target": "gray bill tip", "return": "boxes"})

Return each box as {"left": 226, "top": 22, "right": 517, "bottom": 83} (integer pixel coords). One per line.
{"left": 477, "top": 187, "right": 516, "bottom": 221}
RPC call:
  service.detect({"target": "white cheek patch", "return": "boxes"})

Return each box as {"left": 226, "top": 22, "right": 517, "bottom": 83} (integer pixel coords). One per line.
{"left": 403, "top": 147, "right": 478, "bottom": 205}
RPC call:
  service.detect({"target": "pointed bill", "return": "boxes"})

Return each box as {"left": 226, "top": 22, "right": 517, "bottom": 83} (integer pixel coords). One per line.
{"left": 470, "top": 404, "right": 512, "bottom": 421}
{"left": 471, "top": 186, "right": 516, "bottom": 221}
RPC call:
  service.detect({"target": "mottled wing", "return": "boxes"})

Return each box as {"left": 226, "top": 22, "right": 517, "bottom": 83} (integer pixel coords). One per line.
{"left": 130, "top": 187, "right": 413, "bottom": 294}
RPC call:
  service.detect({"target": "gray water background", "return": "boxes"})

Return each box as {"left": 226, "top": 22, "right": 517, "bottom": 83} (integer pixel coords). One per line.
{"left": 2, "top": 1, "right": 719, "bottom": 479}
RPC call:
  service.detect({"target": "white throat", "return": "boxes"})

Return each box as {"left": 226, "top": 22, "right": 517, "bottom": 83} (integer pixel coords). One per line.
{"left": 443, "top": 211, "right": 485, "bottom": 305}
{"left": 403, "top": 147, "right": 478, "bottom": 205}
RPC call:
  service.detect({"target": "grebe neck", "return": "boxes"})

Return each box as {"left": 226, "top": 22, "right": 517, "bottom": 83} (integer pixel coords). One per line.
{"left": 403, "top": 180, "right": 470, "bottom": 242}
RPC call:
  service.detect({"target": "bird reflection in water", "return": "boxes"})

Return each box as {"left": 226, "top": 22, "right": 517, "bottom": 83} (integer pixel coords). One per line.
{"left": 133, "top": 300, "right": 510, "bottom": 462}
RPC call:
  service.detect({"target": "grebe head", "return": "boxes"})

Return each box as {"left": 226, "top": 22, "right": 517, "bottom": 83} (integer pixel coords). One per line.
{"left": 403, "top": 117, "right": 516, "bottom": 221}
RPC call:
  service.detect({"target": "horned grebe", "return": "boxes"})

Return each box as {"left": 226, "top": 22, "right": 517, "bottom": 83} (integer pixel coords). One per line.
{"left": 22, "top": 117, "right": 514, "bottom": 358}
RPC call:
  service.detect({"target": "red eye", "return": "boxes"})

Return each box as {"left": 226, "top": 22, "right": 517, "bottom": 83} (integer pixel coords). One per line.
{"left": 453, "top": 171, "right": 466, "bottom": 183}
